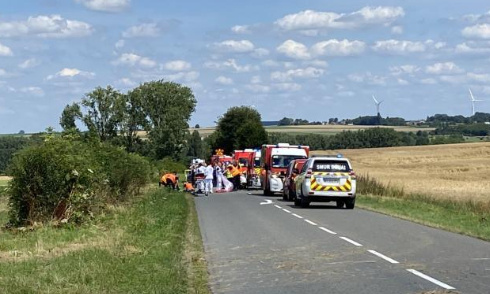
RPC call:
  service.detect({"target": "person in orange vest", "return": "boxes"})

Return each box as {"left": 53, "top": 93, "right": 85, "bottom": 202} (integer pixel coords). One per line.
{"left": 183, "top": 181, "right": 194, "bottom": 192}
{"left": 159, "top": 172, "right": 179, "bottom": 190}
{"left": 227, "top": 164, "right": 241, "bottom": 191}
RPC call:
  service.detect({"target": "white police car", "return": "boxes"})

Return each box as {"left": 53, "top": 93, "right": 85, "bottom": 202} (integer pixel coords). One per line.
{"left": 294, "top": 155, "right": 356, "bottom": 209}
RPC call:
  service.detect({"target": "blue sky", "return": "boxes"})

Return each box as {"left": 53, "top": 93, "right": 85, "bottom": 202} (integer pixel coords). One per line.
{"left": 1, "top": 0, "right": 490, "bottom": 133}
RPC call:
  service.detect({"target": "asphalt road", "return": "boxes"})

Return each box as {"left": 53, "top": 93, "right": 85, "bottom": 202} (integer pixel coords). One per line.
{"left": 195, "top": 191, "right": 490, "bottom": 294}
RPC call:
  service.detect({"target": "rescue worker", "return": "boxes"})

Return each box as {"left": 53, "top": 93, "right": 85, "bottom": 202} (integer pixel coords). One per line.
{"left": 183, "top": 181, "right": 194, "bottom": 192}
{"left": 204, "top": 162, "right": 214, "bottom": 196}
{"left": 159, "top": 172, "right": 179, "bottom": 190}
{"left": 227, "top": 164, "right": 241, "bottom": 191}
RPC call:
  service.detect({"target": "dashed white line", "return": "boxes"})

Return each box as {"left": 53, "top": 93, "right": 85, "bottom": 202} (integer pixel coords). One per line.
{"left": 292, "top": 213, "right": 303, "bottom": 219}
{"left": 304, "top": 219, "right": 317, "bottom": 226}
{"left": 319, "top": 227, "right": 337, "bottom": 235}
{"left": 368, "top": 250, "right": 399, "bottom": 264}
{"left": 282, "top": 209, "right": 291, "bottom": 213}
{"left": 340, "top": 237, "right": 363, "bottom": 247}
{"left": 274, "top": 205, "right": 282, "bottom": 209}
{"left": 406, "top": 269, "right": 455, "bottom": 290}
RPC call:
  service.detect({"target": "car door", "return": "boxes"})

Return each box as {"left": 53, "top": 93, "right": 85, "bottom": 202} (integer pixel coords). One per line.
{"left": 295, "top": 160, "right": 309, "bottom": 195}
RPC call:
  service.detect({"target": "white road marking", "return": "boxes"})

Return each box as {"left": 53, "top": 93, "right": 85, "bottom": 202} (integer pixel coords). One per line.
{"left": 304, "top": 219, "right": 317, "bottom": 226}
{"left": 282, "top": 209, "right": 291, "bottom": 213}
{"left": 406, "top": 269, "right": 455, "bottom": 290}
{"left": 274, "top": 204, "right": 281, "bottom": 208}
{"left": 472, "top": 258, "right": 490, "bottom": 261}
{"left": 319, "top": 227, "right": 337, "bottom": 235}
{"left": 292, "top": 213, "right": 303, "bottom": 219}
{"left": 368, "top": 250, "right": 399, "bottom": 264}
{"left": 340, "top": 237, "right": 363, "bottom": 247}
{"left": 260, "top": 199, "right": 273, "bottom": 205}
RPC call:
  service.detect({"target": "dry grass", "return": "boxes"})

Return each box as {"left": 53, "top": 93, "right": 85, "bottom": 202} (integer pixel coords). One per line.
{"left": 313, "top": 142, "right": 490, "bottom": 205}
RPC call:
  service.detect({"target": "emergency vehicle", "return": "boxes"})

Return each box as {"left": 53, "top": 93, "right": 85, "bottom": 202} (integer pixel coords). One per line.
{"left": 260, "top": 143, "right": 310, "bottom": 195}
{"left": 294, "top": 155, "right": 356, "bottom": 209}
{"left": 246, "top": 149, "right": 262, "bottom": 189}
{"left": 233, "top": 149, "right": 254, "bottom": 174}
{"left": 211, "top": 149, "right": 233, "bottom": 165}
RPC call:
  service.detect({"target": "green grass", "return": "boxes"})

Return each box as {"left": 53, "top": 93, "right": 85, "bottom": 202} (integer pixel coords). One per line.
{"left": 357, "top": 175, "right": 490, "bottom": 241}
{"left": 0, "top": 187, "right": 210, "bottom": 294}
{"left": 357, "top": 195, "right": 490, "bottom": 241}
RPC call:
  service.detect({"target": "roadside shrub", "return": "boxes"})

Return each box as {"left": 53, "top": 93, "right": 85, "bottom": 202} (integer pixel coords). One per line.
{"left": 152, "top": 158, "right": 187, "bottom": 182}
{"left": 357, "top": 174, "right": 405, "bottom": 198}
{"left": 7, "top": 138, "right": 104, "bottom": 226}
{"left": 7, "top": 137, "right": 151, "bottom": 226}
{"left": 94, "top": 144, "right": 151, "bottom": 201}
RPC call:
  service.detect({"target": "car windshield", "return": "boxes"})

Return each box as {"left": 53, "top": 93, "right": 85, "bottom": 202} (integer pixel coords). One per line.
{"left": 254, "top": 159, "right": 260, "bottom": 167}
{"left": 312, "top": 160, "right": 350, "bottom": 172}
{"left": 272, "top": 155, "right": 307, "bottom": 168}
{"left": 239, "top": 158, "right": 249, "bottom": 167}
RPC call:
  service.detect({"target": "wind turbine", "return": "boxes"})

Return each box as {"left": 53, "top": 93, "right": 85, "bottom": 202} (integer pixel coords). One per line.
{"left": 372, "top": 95, "right": 383, "bottom": 115}
{"left": 469, "top": 88, "right": 483, "bottom": 116}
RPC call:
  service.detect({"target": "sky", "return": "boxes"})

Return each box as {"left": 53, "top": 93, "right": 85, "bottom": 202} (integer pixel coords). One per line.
{"left": 1, "top": 0, "right": 490, "bottom": 133}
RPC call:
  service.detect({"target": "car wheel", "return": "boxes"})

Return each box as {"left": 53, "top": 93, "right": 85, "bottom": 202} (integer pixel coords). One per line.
{"left": 345, "top": 198, "right": 355, "bottom": 209}
{"left": 336, "top": 201, "right": 344, "bottom": 209}
{"left": 300, "top": 188, "right": 310, "bottom": 208}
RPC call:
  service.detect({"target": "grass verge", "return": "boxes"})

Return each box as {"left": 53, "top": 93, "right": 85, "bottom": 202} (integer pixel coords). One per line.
{"left": 357, "top": 193, "right": 490, "bottom": 242}
{"left": 0, "top": 187, "right": 210, "bottom": 294}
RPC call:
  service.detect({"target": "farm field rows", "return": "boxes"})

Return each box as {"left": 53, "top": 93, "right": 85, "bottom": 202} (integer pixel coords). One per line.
{"left": 313, "top": 142, "right": 490, "bottom": 205}
{"left": 187, "top": 125, "right": 436, "bottom": 137}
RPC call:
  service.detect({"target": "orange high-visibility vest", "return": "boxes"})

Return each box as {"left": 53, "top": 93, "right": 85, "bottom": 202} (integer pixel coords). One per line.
{"left": 228, "top": 166, "right": 241, "bottom": 177}
{"left": 161, "top": 173, "right": 176, "bottom": 183}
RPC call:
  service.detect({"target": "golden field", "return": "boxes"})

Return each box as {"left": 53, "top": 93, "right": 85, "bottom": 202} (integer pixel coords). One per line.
{"left": 313, "top": 142, "right": 490, "bottom": 204}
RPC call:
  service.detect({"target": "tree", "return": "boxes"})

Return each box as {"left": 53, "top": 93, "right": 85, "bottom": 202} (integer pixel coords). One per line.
{"left": 60, "top": 103, "right": 82, "bottom": 131}
{"left": 18, "top": 130, "right": 25, "bottom": 135}
{"left": 118, "top": 91, "right": 147, "bottom": 152}
{"left": 80, "top": 86, "right": 123, "bottom": 142}
{"left": 187, "top": 130, "right": 203, "bottom": 159}
{"left": 213, "top": 106, "right": 268, "bottom": 153}
{"left": 278, "top": 117, "right": 294, "bottom": 126}
{"left": 195, "top": 124, "right": 200, "bottom": 129}
{"left": 136, "top": 80, "right": 196, "bottom": 159}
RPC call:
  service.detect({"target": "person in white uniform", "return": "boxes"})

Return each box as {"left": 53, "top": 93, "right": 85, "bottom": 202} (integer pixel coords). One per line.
{"left": 204, "top": 162, "right": 214, "bottom": 196}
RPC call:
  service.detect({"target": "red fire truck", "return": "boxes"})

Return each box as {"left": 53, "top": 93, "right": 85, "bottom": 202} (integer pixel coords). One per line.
{"left": 260, "top": 143, "right": 310, "bottom": 196}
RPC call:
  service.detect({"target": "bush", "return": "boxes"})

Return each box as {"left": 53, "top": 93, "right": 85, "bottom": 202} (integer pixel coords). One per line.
{"left": 7, "top": 137, "right": 151, "bottom": 226}
{"left": 94, "top": 144, "right": 151, "bottom": 201}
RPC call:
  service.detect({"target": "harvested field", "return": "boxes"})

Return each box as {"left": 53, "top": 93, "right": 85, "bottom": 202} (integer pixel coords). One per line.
{"left": 186, "top": 125, "right": 435, "bottom": 138}
{"left": 313, "top": 142, "right": 490, "bottom": 205}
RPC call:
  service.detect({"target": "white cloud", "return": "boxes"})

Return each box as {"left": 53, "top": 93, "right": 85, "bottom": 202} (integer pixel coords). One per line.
{"left": 47, "top": 68, "right": 95, "bottom": 80}
{"left": 273, "top": 83, "right": 302, "bottom": 92}
{"left": 311, "top": 39, "right": 366, "bottom": 56}
{"left": 397, "top": 78, "right": 409, "bottom": 85}
{"left": 20, "top": 87, "right": 45, "bottom": 97}
{"left": 0, "top": 43, "right": 13, "bottom": 56}
{"left": 304, "top": 60, "right": 329, "bottom": 68}
{"left": 420, "top": 78, "right": 437, "bottom": 85}
{"left": 212, "top": 40, "right": 255, "bottom": 53}
{"left": 164, "top": 60, "right": 191, "bottom": 71}
{"left": 115, "top": 77, "right": 136, "bottom": 87}
{"left": 274, "top": 6, "right": 404, "bottom": 31}
{"left": 391, "top": 26, "right": 403, "bottom": 34}
{"left": 389, "top": 65, "right": 420, "bottom": 76}
{"left": 439, "top": 75, "right": 467, "bottom": 84}
{"left": 250, "top": 76, "right": 262, "bottom": 84}
{"left": 204, "top": 59, "right": 258, "bottom": 73}
{"left": 348, "top": 72, "right": 387, "bottom": 85}
{"left": 455, "top": 42, "right": 490, "bottom": 54}
{"left": 123, "top": 23, "right": 161, "bottom": 38}
{"left": 0, "top": 69, "right": 8, "bottom": 77}
{"left": 18, "top": 58, "right": 40, "bottom": 69}
{"left": 251, "top": 48, "right": 270, "bottom": 58}
{"left": 115, "top": 39, "right": 125, "bottom": 49}
{"left": 271, "top": 67, "right": 324, "bottom": 82}
{"left": 215, "top": 76, "right": 233, "bottom": 85}
{"left": 467, "top": 72, "right": 490, "bottom": 83}
{"left": 246, "top": 84, "right": 270, "bottom": 93}
{"left": 164, "top": 71, "right": 200, "bottom": 83}
{"left": 113, "top": 53, "right": 157, "bottom": 68}
{"left": 462, "top": 23, "right": 490, "bottom": 39}
{"left": 276, "top": 40, "right": 311, "bottom": 60}
{"left": 0, "top": 15, "right": 93, "bottom": 38}
{"left": 425, "top": 62, "right": 464, "bottom": 75}
{"left": 75, "top": 0, "right": 130, "bottom": 12}
{"left": 372, "top": 40, "right": 426, "bottom": 54}
{"left": 231, "top": 25, "right": 251, "bottom": 34}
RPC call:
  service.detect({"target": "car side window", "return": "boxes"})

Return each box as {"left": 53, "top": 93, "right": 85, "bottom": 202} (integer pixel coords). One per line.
{"left": 300, "top": 161, "right": 309, "bottom": 173}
